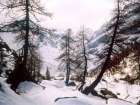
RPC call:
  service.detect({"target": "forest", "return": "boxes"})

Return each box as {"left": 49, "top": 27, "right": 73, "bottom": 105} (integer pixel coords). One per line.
{"left": 0, "top": 0, "right": 140, "bottom": 105}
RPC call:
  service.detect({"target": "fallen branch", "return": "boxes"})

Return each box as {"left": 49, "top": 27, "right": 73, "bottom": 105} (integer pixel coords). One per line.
{"left": 54, "top": 96, "right": 77, "bottom": 102}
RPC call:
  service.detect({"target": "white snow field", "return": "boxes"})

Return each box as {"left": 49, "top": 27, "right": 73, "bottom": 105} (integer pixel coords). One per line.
{"left": 0, "top": 76, "right": 139, "bottom": 105}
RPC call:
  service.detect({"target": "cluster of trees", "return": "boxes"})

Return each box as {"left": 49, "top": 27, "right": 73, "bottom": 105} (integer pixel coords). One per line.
{"left": 82, "top": 0, "right": 140, "bottom": 95}
{"left": 0, "top": 0, "right": 54, "bottom": 90}
{"left": 57, "top": 28, "right": 90, "bottom": 90}
{"left": 58, "top": 0, "right": 140, "bottom": 95}
{"left": 0, "top": 0, "right": 140, "bottom": 98}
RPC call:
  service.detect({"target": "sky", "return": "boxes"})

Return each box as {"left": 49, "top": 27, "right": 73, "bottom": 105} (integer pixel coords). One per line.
{"left": 41, "top": 0, "right": 115, "bottom": 32}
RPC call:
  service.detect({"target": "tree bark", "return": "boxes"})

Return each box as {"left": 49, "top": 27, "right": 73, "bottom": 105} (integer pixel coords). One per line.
{"left": 23, "top": 0, "right": 29, "bottom": 68}
{"left": 79, "top": 29, "right": 88, "bottom": 91}
{"left": 65, "top": 29, "right": 71, "bottom": 85}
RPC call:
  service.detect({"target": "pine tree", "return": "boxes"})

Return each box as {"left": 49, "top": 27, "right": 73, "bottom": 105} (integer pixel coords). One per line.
{"left": 45, "top": 67, "right": 51, "bottom": 80}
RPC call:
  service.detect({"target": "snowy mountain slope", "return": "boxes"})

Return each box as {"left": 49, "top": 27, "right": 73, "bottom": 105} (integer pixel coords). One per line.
{"left": 87, "top": 28, "right": 140, "bottom": 72}
{"left": 86, "top": 30, "right": 109, "bottom": 72}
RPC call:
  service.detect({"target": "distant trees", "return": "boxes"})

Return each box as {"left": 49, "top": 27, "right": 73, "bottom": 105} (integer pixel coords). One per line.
{"left": 0, "top": 38, "right": 7, "bottom": 76}
{"left": 0, "top": 38, "right": 9, "bottom": 76}
{"left": 120, "top": 0, "right": 140, "bottom": 78}
{"left": 0, "top": 37, "right": 17, "bottom": 77}
{"left": 0, "top": 0, "right": 53, "bottom": 90}
{"left": 45, "top": 67, "right": 51, "bottom": 80}
{"left": 109, "top": 0, "right": 140, "bottom": 80}
{"left": 119, "top": 0, "right": 140, "bottom": 35}
{"left": 27, "top": 48, "right": 42, "bottom": 82}
{"left": 132, "top": 41, "right": 140, "bottom": 79}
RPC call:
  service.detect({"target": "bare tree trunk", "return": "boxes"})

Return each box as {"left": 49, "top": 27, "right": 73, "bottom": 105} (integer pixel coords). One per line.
{"left": 23, "top": 0, "right": 29, "bottom": 68}
{"left": 137, "top": 44, "right": 140, "bottom": 79}
{"left": 0, "top": 48, "right": 3, "bottom": 75}
{"left": 79, "top": 29, "right": 88, "bottom": 91}
{"left": 22, "top": 0, "right": 30, "bottom": 80}
{"left": 65, "top": 29, "right": 71, "bottom": 86}
{"left": 82, "top": 0, "right": 120, "bottom": 95}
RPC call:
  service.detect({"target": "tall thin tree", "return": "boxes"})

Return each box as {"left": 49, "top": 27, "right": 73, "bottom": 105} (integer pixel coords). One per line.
{"left": 82, "top": 0, "right": 121, "bottom": 95}
{"left": 0, "top": 0, "right": 53, "bottom": 89}
{"left": 65, "top": 29, "right": 71, "bottom": 85}
{"left": 57, "top": 29, "right": 74, "bottom": 86}
{"left": 77, "top": 28, "right": 88, "bottom": 91}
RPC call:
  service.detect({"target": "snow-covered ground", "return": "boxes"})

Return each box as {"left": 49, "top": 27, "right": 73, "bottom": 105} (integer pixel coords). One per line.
{"left": 0, "top": 76, "right": 139, "bottom": 105}
{"left": 96, "top": 78, "right": 140, "bottom": 103}
{"left": 0, "top": 78, "right": 35, "bottom": 105}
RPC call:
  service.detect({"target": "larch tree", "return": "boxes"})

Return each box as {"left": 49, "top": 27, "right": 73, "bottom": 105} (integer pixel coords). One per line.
{"left": 0, "top": 0, "right": 53, "bottom": 90}
{"left": 82, "top": 0, "right": 122, "bottom": 95}
{"left": 57, "top": 29, "right": 75, "bottom": 86}
{"left": 75, "top": 28, "right": 89, "bottom": 91}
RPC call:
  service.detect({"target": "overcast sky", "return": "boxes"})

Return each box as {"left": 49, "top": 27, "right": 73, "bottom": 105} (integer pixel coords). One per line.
{"left": 41, "top": 0, "right": 115, "bottom": 32}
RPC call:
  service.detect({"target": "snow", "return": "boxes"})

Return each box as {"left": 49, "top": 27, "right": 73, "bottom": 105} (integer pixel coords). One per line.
{"left": 16, "top": 81, "right": 43, "bottom": 95}
{"left": 55, "top": 98, "right": 92, "bottom": 105}
{"left": 96, "top": 75, "right": 140, "bottom": 104}
{"left": 0, "top": 77, "right": 138, "bottom": 105}
{"left": 0, "top": 78, "right": 36, "bottom": 105}
{"left": 16, "top": 80, "right": 106, "bottom": 105}
{"left": 108, "top": 99, "right": 133, "bottom": 105}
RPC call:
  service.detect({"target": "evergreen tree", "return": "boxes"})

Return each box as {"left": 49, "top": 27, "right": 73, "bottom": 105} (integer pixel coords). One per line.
{"left": 45, "top": 67, "right": 51, "bottom": 80}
